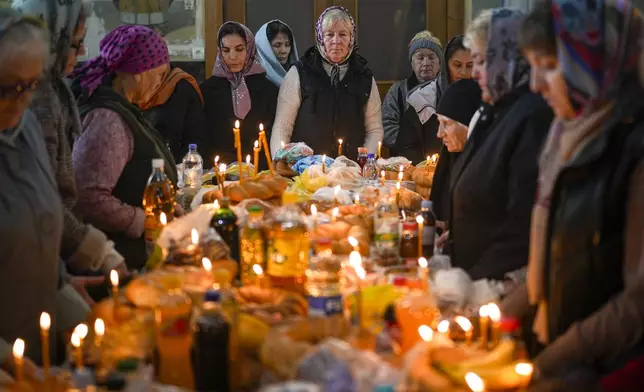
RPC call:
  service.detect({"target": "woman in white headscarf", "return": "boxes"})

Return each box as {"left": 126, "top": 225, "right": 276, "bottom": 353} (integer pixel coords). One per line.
{"left": 256, "top": 20, "right": 299, "bottom": 87}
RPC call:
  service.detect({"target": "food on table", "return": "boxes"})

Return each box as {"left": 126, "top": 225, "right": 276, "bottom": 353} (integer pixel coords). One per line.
{"left": 398, "top": 187, "right": 423, "bottom": 211}
{"left": 201, "top": 174, "right": 289, "bottom": 204}
{"left": 276, "top": 160, "right": 298, "bottom": 177}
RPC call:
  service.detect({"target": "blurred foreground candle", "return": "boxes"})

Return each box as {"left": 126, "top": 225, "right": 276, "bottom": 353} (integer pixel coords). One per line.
{"left": 40, "top": 312, "right": 51, "bottom": 379}
{"left": 465, "top": 372, "right": 485, "bottom": 392}
{"left": 377, "top": 141, "right": 382, "bottom": 159}
{"left": 258, "top": 124, "right": 274, "bottom": 174}
{"left": 418, "top": 325, "right": 433, "bottom": 342}
{"left": 253, "top": 141, "right": 260, "bottom": 177}
{"left": 437, "top": 319, "right": 450, "bottom": 338}
{"left": 332, "top": 207, "right": 339, "bottom": 223}
{"left": 380, "top": 170, "right": 385, "bottom": 186}
{"left": 515, "top": 362, "right": 534, "bottom": 388}
{"left": 354, "top": 193, "right": 360, "bottom": 205}
{"left": 350, "top": 251, "right": 365, "bottom": 328}
{"left": 160, "top": 212, "right": 167, "bottom": 226}
{"left": 94, "top": 318, "right": 105, "bottom": 349}
{"left": 418, "top": 257, "right": 429, "bottom": 293}
{"left": 322, "top": 154, "right": 326, "bottom": 173}
{"left": 398, "top": 165, "right": 404, "bottom": 182}
{"left": 479, "top": 305, "right": 490, "bottom": 349}
{"left": 416, "top": 215, "right": 424, "bottom": 258}
{"left": 218, "top": 163, "right": 227, "bottom": 191}
{"left": 253, "top": 264, "right": 268, "bottom": 288}
{"left": 110, "top": 269, "right": 119, "bottom": 299}
{"left": 233, "top": 121, "right": 243, "bottom": 179}
{"left": 348, "top": 236, "right": 359, "bottom": 252}
{"left": 487, "top": 303, "right": 502, "bottom": 346}
{"left": 245, "top": 155, "right": 252, "bottom": 179}
{"left": 310, "top": 204, "right": 318, "bottom": 231}
{"left": 455, "top": 316, "right": 473, "bottom": 346}
{"left": 333, "top": 185, "right": 341, "bottom": 205}
{"left": 13, "top": 338, "right": 24, "bottom": 383}
{"left": 395, "top": 181, "right": 401, "bottom": 206}
{"left": 337, "top": 138, "right": 343, "bottom": 157}
{"left": 71, "top": 333, "right": 83, "bottom": 370}
{"left": 202, "top": 257, "right": 213, "bottom": 284}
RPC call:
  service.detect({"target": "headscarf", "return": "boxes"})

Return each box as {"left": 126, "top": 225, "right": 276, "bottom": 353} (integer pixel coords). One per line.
{"left": 137, "top": 67, "right": 203, "bottom": 110}
{"left": 211, "top": 21, "right": 265, "bottom": 120}
{"left": 315, "top": 6, "right": 357, "bottom": 87}
{"left": 256, "top": 20, "right": 299, "bottom": 87}
{"left": 485, "top": 8, "right": 530, "bottom": 104}
{"left": 70, "top": 25, "right": 170, "bottom": 96}
{"left": 408, "top": 35, "right": 449, "bottom": 93}
{"left": 526, "top": 0, "right": 644, "bottom": 344}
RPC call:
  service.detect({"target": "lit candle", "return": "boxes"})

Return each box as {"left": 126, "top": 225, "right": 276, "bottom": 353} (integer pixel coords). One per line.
{"left": 395, "top": 181, "right": 401, "bottom": 207}
{"left": 213, "top": 155, "right": 220, "bottom": 183}
{"left": 333, "top": 185, "right": 341, "bottom": 205}
{"left": 110, "top": 269, "right": 119, "bottom": 299}
{"left": 348, "top": 236, "right": 359, "bottom": 252}
{"left": 258, "top": 124, "right": 274, "bottom": 175}
{"left": 202, "top": 257, "right": 212, "bottom": 281}
{"left": 233, "top": 120, "right": 243, "bottom": 180}
{"left": 354, "top": 193, "right": 360, "bottom": 205}
{"left": 418, "top": 325, "right": 433, "bottom": 343}
{"left": 75, "top": 323, "right": 89, "bottom": 341}
{"left": 13, "top": 338, "right": 24, "bottom": 384}
{"left": 160, "top": 211, "right": 167, "bottom": 226}
{"left": 219, "top": 163, "right": 227, "bottom": 192}
{"left": 337, "top": 138, "right": 343, "bottom": 157}
{"left": 437, "top": 319, "right": 450, "bottom": 338}
{"left": 479, "top": 304, "right": 490, "bottom": 350}
{"left": 465, "top": 372, "right": 486, "bottom": 392}
{"left": 94, "top": 318, "right": 105, "bottom": 349}
{"left": 322, "top": 154, "right": 326, "bottom": 174}
{"left": 310, "top": 204, "right": 318, "bottom": 231}
{"left": 380, "top": 170, "right": 385, "bottom": 186}
{"left": 245, "top": 154, "right": 252, "bottom": 179}
{"left": 418, "top": 257, "right": 429, "bottom": 293}
{"left": 71, "top": 332, "right": 83, "bottom": 370}
{"left": 350, "top": 251, "right": 365, "bottom": 328}
{"left": 252, "top": 264, "right": 267, "bottom": 288}
{"left": 281, "top": 140, "right": 285, "bottom": 149}
{"left": 40, "top": 312, "right": 51, "bottom": 379}
{"left": 455, "top": 316, "right": 473, "bottom": 346}
{"left": 431, "top": 153, "right": 439, "bottom": 167}
{"left": 487, "top": 303, "right": 502, "bottom": 346}
{"left": 426, "top": 155, "right": 430, "bottom": 163}
{"left": 253, "top": 140, "right": 260, "bottom": 177}
{"left": 332, "top": 207, "right": 339, "bottom": 223}
{"left": 416, "top": 215, "right": 424, "bottom": 258}
{"left": 515, "top": 362, "right": 534, "bottom": 388}
{"left": 398, "top": 165, "right": 404, "bottom": 182}
{"left": 377, "top": 141, "right": 382, "bottom": 159}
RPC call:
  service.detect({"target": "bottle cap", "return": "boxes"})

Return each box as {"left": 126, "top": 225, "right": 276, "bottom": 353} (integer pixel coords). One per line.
{"left": 402, "top": 221, "right": 418, "bottom": 230}
{"left": 189, "top": 143, "right": 197, "bottom": 150}
{"left": 152, "top": 159, "right": 164, "bottom": 169}
{"left": 367, "top": 153, "right": 375, "bottom": 159}
{"left": 421, "top": 200, "right": 433, "bottom": 210}
{"left": 500, "top": 316, "right": 521, "bottom": 333}
{"left": 203, "top": 289, "right": 221, "bottom": 303}
{"left": 358, "top": 147, "right": 368, "bottom": 154}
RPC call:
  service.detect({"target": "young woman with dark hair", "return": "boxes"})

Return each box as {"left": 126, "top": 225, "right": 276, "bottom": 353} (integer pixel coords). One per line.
{"left": 256, "top": 20, "right": 299, "bottom": 87}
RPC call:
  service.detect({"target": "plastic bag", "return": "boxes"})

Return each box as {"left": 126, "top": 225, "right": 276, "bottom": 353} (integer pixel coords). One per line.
{"left": 300, "top": 167, "right": 329, "bottom": 193}
{"left": 292, "top": 155, "right": 335, "bottom": 175}
{"left": 330, "top": 155, "right": 361, "bottom": 170}
{"left": 326, "top": 166, "right": 362, "bottom": 189}
{"left": 431, "top": 268, "right": 473, "bottom": 309}
{"left": 376, "top": 157, "right": 412, "bottom": 171}
{"left": 225, "top": 161, "right": 254, "bottom": 180}
{"left": 311, "top": 186, "right": 353, "bottom": 205}
{"left": 274, "top": 142, "right": 314, "bottom": 163}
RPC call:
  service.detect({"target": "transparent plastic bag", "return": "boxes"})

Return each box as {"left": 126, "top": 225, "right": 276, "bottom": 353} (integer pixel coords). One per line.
{"left": 330, "top": 155, "right": 361, "bottom": 170}
{"left": 311, "top": 186, "right": 353, "bottom": 205}
{"left": 376, "top": 156, "right": 412, "bottom": 171}
{"left": 431, "top": 268, "right": 473, "bottom": 310}
{"left": 326, "top": 166, "right": 362, "bottom": 189}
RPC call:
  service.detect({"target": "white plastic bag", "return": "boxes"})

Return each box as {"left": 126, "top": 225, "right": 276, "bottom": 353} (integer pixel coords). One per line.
{"left": 431, "top": 268, "right": 473, "bottom": 309}
{"left": 330, "top": 155, "right": 361, "bottom": 170}
{"left": 157, "top": 204, "right": 217, "bottom": 250}
{"left": 311, "top": 186, "right": 353, "bottom": 205}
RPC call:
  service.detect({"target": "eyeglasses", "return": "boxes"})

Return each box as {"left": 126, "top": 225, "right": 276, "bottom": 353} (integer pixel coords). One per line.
{"left": 0, "top": 78, "right": 41, "bottom": 99}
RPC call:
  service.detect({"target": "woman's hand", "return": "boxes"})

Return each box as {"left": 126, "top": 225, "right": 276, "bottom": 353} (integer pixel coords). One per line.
{"left": 436, "top": 114, "right": 468, "bottom": 152}
{"left": 436, "top": 230, "right": 450, "bottom": 249}
{"left": 70, "top": 276, "right": 105, "bottom": 306}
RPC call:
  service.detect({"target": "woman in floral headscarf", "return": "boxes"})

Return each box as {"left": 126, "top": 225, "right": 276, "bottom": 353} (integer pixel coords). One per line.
{"left": 201, "top": 21, "right": 278, "bottom": 169}
{"left": 269, "top": 6, "right": 383, "bottom": 161}
{"left": 70, "top": 25, "right": 177, "bottom": 270}
{"left": 443, "top": 8, "right": 553, "bottom": 281}
{"left": 501, "top": 0, "right": 644, "bottom": 381}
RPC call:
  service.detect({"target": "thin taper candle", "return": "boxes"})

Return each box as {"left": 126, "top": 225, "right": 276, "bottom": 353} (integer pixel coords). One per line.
{"left": 40, "top": 312, "right": 51, "bottom": 380}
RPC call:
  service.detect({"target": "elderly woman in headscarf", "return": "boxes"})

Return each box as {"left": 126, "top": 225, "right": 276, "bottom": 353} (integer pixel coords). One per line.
{"left": 70, "top": 25, "right": 177, "bottom": 271}
{"left": 444, "top": 8, "right": 553, "bottom": 281}
{"left": 256, "top": 20, "right": 299, "bottom": 87}
{"left": 270, "top": 6, "right": 383, "bottom": 160}
{"left": 382, "top": 31, "right": 446, "bottom": 155}
{"left": 501, "top": 0, "right": 644, "bottom": 382}
{"left": 201, "top": 21, "right": 278, "bottom": 168}
{"left": 0, "top": 8, "right": 64, "bottom": 382}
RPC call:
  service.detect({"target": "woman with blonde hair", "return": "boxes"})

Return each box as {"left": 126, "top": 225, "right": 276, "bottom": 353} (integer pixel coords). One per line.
{"left": 270, "top": 6, "right": 383, "bottom": 160}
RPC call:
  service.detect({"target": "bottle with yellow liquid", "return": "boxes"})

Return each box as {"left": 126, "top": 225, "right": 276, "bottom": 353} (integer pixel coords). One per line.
{"left": 240, "top": 206, "right": 266, "bottom": 286}
{"left": 266, "top": 192, "right": 309, "bottom": 294}
{"left": 143, "top": 159, "right": 176, "bottom": 255}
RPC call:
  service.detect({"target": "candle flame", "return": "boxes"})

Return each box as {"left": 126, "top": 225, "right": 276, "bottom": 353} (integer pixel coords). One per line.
{"left": 378, "top": 141, "right": 382, "bottom": 148}
{"left": 74, "top": 323, "right": 88, "bottom": 340}
{"left": 455, "top": 316, "right": 473, "bottom": 332}
{"left": 219, "top": 163, "right": 227, "bottom": 173}
{"left": 214, "top": 155, "right": 220, "bottom": 165}
{"left": 322, "top": 154, "right": 326, "bottom": 162}
{"left": 418, "top": 257, "right": 428, "bottom": 268}
{"left": 40, "top": 312, "right": 51, "bottom": 331}
{"left": 515, "top": 362, "right": 534, "bottom": 377}
{"left": 418, "top": 325, "right": 433, "bottom": 342}
{"left": 465, "top": 372, "right": 485, "bottom": 392}
{"left": 214, "top": 200, "right": 220, "bottom": 210}
{"left": 246, "top": 154, "right": 251, "bottom": 164}
{"left": 255, "top": 140, "right": 260, "bottom": 149}
{"left": 437, "top": 320, "right": 450, "bottom": 334}
{"left": 280, "top": 140, "right": 285, "bottom": 149}
{"left": 348, "top": 236, "right": 358, "bottom": 248}
{"left": 487, "top": 303, "right": 501, "bottom": 322}
{"left": 71, "top": 333, "right": 81, "bottom": 349}
{"left": 160, "top": 212, "right": 167, "bottom": 226}
{"left": 396, "top": 182, "right": 401, "bottom": 190}
{"left": 479, "top": 304, "right": 489, "bottom": 317}
{"left": 380, "top": 170, "right": 385, "bottom": 178}
{"left": 202, "top": 257, "right": 212, "bottom": 272}
{"left": 354, "top": 194, "right": 360, "bottom": 204}
{"left": 334, "top": 185, "right": 341, "bottom": 196}
{"left": 258, "top": 123, "right": 264, "bottom": 132}
{"left": 310, "top": 204, "right": 317, "bottom": 217}
{"left": 349, "top": 250, "right": 362, "bottom": 268}
{"left": 110, "top": 269, "right": 119, "bottom": 288}
{"left": 338, "top": 138, "right": 343, "bottom": 145}
{"left": 427, "top": 155, "right": 430, "bottom": 162}
{"left": 252, "top": 264, "right": 263, "bottom": 276}
{"left": 13, "top": 338, "right": 24, "bottom": 359}
{"left": 191, "top": 228, "right": 199, "bottom": 245}
{"left": 416, "top": 215, "right": 424, "bottom": 225}
{"left": 235, "top": 120, "right": 240, "bottom": 129}
{"left": 95, "top": 318, "right": 105, "bottom": 337}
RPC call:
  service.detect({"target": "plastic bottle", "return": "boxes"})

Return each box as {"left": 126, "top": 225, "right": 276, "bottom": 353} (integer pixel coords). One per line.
{"left": 266, "top": 192, "right": 310, "bottom": 295}
{"left": 357, "top": 147, "right": 369, "bottom": 170}
{"left": 306, "top": 238, "right": 343, "bottom": 317}
{"left": 142, "top": 159, "right": 176, "bottom": 255}
{"left": 420, "top": 200, "right": 436, "bottom": 258}
{"left": 240, "top": 205, "right": 266, "bottom": 286}
{"left": 362, "top": 153, "right": 378, "bottom": 179}
{"left": 191, "top": 290, "right": 232, "bottom": 392}
{"left": 210, "top": 197, "right": 240, "bottom": 279}
{"left": 182, "top": 144, "right": 203, "bottom": 191}
{"left": 372, "top": 188, "right": 401, "bottom": 267}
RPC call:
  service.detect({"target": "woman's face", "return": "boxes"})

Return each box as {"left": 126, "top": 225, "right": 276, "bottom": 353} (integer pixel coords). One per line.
{"left": 322, "top": 21, "right": 351, "bottom": 63}
{"left": 64, "top": 18, "right": 87, "bottom": 76}
{"left": 0, "top": 42, "right": 45, "bottom": 130}
{"left": 271, "top": 32, "right": 291, "bottom": 65}
{"left": 448, "top": 49, "right": 473, "bottom": 83}
{"left": 115, "top": 63, "right": 169, "bottom": 106}
{"left": 469, "top": 40, "right": 492, "bottom": 104}
{"left": 221, "top": 33, "right": 247, "bottom": 73}
{"left": 412, "top": 48, "right": 440, "bottom": 83}
{"left": 436, "top": 114, "right": 468, "bottom": 152}
{"left": 525, "top": 49, "right": 575, "bottom": 119}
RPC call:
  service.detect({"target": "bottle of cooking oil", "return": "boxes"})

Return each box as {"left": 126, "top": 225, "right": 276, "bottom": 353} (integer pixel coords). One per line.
{"left": 306, "top": 238, "right": 343, "bottom": 317}
{"left": 143, "top": 159, "right": 176, "bottom": 255}
{"left": 240, "top": 206, "right": 266, "bottom": 286}
{"left": 266, "top": 192, "right": 309, "bottom": 295}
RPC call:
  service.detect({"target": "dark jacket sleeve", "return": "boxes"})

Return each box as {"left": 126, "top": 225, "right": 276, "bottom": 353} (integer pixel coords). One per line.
{"left": 174, "top": 80, "right": 209, "bottom": 164}
{"left": 467, "top": 106, "right": 553, "bottom": 280}
{"left": 395, "top": 108, "right": 438, "bottom": 164}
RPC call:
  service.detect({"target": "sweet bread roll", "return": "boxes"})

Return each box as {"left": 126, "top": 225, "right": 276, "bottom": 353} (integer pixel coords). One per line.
{"left": 398, "top": 188, "right": 423, "bottom": 211}
{"left": 228, "top": 181, "right": 273, "bottom": 202}
{"left": 413, "top": 166, "right": 434, "bottom": 187}
{"left": 416, "top": 185, "right": 431, "bottom": 199}
{"left": 202, "top": 188, "right": 223, "bottom": 204}
{"left": 315, "top": 221, "right": 352, "bottom": 241}
{"left": 258, "top": 176, "right": 287, "bottom": 195}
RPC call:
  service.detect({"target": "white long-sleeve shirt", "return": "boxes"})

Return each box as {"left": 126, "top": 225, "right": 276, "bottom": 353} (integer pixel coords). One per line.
{"left": 270, "top": 66, "right": 384, "bottom": 156}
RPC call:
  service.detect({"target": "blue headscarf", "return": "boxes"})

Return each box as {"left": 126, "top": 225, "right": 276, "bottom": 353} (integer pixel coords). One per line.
{"left": 256, "top": 20, "right": 299, "bottom": 87}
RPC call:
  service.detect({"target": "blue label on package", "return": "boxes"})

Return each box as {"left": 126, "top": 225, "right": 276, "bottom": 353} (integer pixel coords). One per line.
{"left": 308, "top": 295, "right": 343, "bottom": 317}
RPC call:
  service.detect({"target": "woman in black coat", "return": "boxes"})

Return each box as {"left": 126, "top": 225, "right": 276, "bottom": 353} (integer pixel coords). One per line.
{"left": 447, "top": 8, "right": 553, "bottom": 281}
{"left": 201, "top": 22, "right": 278, "bottom": 169}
